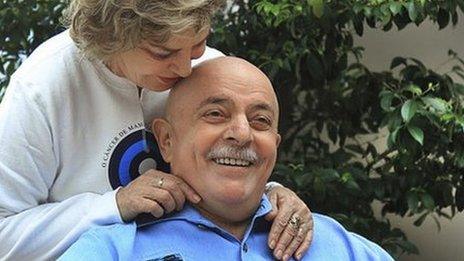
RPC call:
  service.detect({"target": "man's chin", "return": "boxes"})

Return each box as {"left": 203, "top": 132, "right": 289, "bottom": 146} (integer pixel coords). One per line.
{"left": 214, "top": 186, "right": 257, "bottom": 206}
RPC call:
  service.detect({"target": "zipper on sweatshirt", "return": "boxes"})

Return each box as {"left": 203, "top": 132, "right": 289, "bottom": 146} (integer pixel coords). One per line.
{"left": 138, "top": 87, "right": 150, "bottom": 153}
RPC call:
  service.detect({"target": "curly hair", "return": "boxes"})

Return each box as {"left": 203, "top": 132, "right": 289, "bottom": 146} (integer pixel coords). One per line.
{"left": 63, "top": 0, "right": 225, "bottom": 60}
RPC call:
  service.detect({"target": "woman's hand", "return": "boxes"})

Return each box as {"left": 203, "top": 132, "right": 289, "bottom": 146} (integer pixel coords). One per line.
{"left": 265, "top": 186, "right": 314, "bottom": 261}
{"left": 116, "top": 169, "right": 201, "bottom": 222}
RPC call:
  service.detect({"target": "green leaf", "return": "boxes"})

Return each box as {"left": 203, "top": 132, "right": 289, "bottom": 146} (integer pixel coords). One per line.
{"left": 313, "top": 176, "right": 326, "bottom": 197}
{"left": 353, "top": 14, "right": 364, "bottom": 36}
{"left": 320, "top": 169, "right": 340, "bottom": 182}
{"left": 307, "top": 53, "right": 324, "bottom": 83}
{"left": 407, "top": 2, "right": 418, "bottom": 21}
{"left": 437, "top": 9, "right": 450, "bottom": 29}
{"left": 387, "top": 110, "right": 403, "bottom": 131}
{"left": 309, "top": 0, "right": 324, "bottom": 18}
{"left": 413, "top": 212, "right": 428, "bottom": 226}
{"left": 390, "top": 127, "right": 401, "bottom": 144}
{"left": 389, "top": 2, "right": 403, "bottom": 15}
{"left": 346, "top": 180, "right": 361, "bottom": 191}
{"left": 421, "top": 97, "right": 448, "bottom": 112}
{"left": 455, "top": 83, "right": 464, "bottom": 95}
{"left": 456, "top": 186, "right": 464, "bottom": 211}
{"left": 380, "top": 91, "right": 394, "bottom": 111}
{"left": 345, "top": 144, "right": 364, "bottom": 154}
{"left": 421, "top": 193, "right": 435, "bottom": 210}
{"left": 401, "top": 100, "right": 418, "bottom": 122}
{"left": 407, "top": 191, "right": 419, "bottom": 211}
{"left": 440, "top": 113, "right": 454, "bottom": 122}
{"left": 405, "top": 84, "right": 422, "bottom": 95}
{"left": 390, "top": 57, "right": 407, "bottom": 69}
{"left": 340, "top": 172, "right": 352, "bottom": 183}
{"left": 432, "top": 215, "right": 441, "bottom": 232}
{"left": 407, "top": 125, "right": 424, "bottom": 145}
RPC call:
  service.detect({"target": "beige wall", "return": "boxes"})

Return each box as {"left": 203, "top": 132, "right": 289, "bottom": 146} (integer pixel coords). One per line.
{"left": 355, "top": 19, "right": 464, "bottom": 261}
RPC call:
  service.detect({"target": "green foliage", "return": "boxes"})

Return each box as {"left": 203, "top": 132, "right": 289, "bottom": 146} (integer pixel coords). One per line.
{"left": 209, "top": 0, "right": 464, "bottom": 258}
{"left": 1, "top": 0, "right": 464, "bottom": 259}
{"left": 0, "top": 0, "right": 66, "bottom": 98}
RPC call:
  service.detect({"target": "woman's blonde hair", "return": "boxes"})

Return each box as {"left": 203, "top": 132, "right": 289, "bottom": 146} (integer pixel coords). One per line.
{"left": 63, "top": 0, "right": 225, "bottom": 60}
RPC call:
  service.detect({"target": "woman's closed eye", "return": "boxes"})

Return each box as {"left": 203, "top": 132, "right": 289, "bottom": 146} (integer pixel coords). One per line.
{"left": 140, "top": 47, "right": 173, "bottom": 60}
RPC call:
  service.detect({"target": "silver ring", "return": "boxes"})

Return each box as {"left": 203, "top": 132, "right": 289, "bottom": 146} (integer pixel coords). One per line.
{"left": 289, "top": 215, "right": 301, "bottom": 230}
{"left": 157, "top": 177, "right": 165, "bottom": 188}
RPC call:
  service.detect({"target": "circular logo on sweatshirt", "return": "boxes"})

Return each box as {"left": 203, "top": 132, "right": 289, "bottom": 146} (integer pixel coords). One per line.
{"left": 108, "top": 129, "right": 170, "bottom": 189}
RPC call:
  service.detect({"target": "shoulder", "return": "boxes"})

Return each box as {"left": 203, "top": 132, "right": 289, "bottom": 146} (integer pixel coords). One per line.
{"left": 5, "top": 30, "right": 105, "bottom": 112}
{"left": 303, "top": 214, "right": 394, "bottom": 261}
{"left": 86, "top": 222, "right": 137, "bottom": 243}
{"left": 14, "top": 30, "right": 78, "bottom": 77}
{"left": 10, "top": 30, "right": 95, "bottom": 96}
{"left": 60, "top": 223, "right": 137, "bottom": 260}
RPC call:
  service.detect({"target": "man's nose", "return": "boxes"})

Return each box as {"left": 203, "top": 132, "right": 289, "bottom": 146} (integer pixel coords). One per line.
{"left": 170, "top": 50, "right": 192, "bottom": 78}
{"left": 223, "top": 116, "right": 253, "bottom": 146}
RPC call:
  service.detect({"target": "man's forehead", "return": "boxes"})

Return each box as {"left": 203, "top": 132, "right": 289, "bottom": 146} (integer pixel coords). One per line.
{"left": 196, "top": 93, "right": 276, "bottom": 113}
{"left": 167, "top": 57, "right": 278, "bottom": 117}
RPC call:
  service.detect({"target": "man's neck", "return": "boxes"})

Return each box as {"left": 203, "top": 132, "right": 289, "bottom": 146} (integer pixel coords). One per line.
{"left": 194, "top": 204, "right": 254, "bottom": 241}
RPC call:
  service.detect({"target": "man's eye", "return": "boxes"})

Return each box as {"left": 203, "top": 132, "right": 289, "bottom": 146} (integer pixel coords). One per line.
{"left": 203, "top": 110, "right": 225, "bottom": 121}
{"left": 251, "top": 116, "right": 272, "bottom": 130}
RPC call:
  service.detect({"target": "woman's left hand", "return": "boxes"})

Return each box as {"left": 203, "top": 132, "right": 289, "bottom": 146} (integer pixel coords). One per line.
{"left": 265, "top": 185, "right": 313, "bottom": 261}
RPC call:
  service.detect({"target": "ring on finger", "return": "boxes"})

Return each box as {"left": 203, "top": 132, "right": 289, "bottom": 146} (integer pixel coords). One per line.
{"left": 288, "top": 215, "right": 301, "bottom": 230}
{"left": 157, "top": 177, "right": 165, "bottom": 188}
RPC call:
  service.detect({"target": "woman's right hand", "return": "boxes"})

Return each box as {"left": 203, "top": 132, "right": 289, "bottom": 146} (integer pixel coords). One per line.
{"left": 115, "top": 169, "right": 201, "bottom": 222}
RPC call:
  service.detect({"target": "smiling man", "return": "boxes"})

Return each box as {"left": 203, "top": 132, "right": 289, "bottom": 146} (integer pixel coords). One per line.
{"left": 60, "top": 57, "right": 393, "bottom": 261}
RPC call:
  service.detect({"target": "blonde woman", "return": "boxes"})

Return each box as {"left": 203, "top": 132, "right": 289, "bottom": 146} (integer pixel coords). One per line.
{"left": 0, "top": 1, "right": 312, "bottom": 260}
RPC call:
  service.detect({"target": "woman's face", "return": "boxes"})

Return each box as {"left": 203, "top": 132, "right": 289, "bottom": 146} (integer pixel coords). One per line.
{"left": 107, "top": 27, "right": 210, "bottom": 91}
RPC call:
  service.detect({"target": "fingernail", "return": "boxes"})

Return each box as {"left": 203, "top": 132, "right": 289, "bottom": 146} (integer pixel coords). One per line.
{"left": 193, "top": 195, "right": 201, "bottom": 203}
{"left": 283, "top": 254, "right": 289, "bottom": 261}
{"left": 275, "top": 249, "right": 283, "bottom": 259}
{"left": 296, "top": 253, "right": 302, "bottom": 260}
{"left": 269, "top": 240, "right": 276, "bottom": 249}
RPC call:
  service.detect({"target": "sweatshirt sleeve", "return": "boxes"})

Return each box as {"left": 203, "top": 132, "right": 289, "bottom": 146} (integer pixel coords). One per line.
{"left": 0, "top": 79, "right": 123, "bottom": 260}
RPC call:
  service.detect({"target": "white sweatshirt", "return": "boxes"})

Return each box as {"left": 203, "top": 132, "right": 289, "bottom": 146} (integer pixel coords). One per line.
{"left": 0, "top": 30, "right": 223, "bottom": 260}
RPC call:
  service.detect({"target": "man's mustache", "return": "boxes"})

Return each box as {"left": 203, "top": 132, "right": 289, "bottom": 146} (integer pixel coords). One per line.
{"left": 206, "top": 144, "right": 260, "bottom": 165}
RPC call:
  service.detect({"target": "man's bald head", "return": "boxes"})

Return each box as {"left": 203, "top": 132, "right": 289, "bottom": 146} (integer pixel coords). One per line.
{"left": 165, "top": 56, "right": 279, "bottom": 125}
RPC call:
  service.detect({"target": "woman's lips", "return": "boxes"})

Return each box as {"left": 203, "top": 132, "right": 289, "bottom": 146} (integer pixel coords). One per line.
{"left": 158, "top": 76, "right": 181, "bottom": 85}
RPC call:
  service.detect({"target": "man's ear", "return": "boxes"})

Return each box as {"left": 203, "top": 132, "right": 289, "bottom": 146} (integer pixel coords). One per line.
{"left": 275, "top": 133, "right": 281, "bottom": 148}
{"left": 152, "top": 118, "right": 174, "bottom": 163}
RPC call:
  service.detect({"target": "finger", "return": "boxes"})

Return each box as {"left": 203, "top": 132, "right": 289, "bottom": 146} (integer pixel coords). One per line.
{"left": 268, "top": 197, "right": 293, "bottom": 250}
{"left": 282, "top": 226, "right": 306, "bottom": 261}
{"left": 294, "top": 213, "right": 314, "bottom": 260}
{"left": 140, "top": 198, "right": 164, "bottom": 218}
{"left": 151, "top": 188, "right": 176, "bottom": 213}
{"left": 294, "top": 227, "right": 313, "bottom": 260}
{"left": 273, "top": 218, "right": 299, "bottom": 260}
{"left": 152, "top": 175, "right": 186, "bottom": 211}
{"left": 165, "top": 176, "right": 190, "bottom": 210}
{"left": 142, "top": 170, "right": 187, "bottom": 211}
{"left": 176, "top": 177, "right": 201, "bottom": 203}
{"left": 264, "top": 190, "right": 278, "bottom": 222}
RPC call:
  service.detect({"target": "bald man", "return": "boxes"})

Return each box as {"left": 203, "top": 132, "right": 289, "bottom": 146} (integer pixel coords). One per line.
{"left": 61, "top": 57, "right": 393, "bottom": 261}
